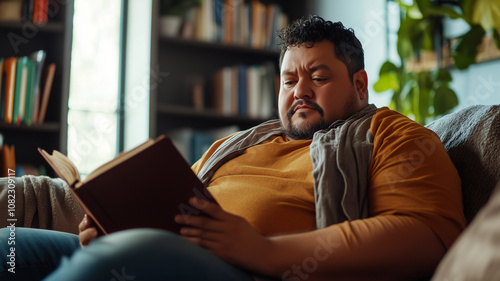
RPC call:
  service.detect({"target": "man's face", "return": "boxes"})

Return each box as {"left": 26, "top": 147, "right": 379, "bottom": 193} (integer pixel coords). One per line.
{"left": 278, "top": 40, "right": 368, "bottom": 140}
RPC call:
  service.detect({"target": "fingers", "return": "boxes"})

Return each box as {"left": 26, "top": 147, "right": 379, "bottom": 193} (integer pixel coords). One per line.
{"left": 174, "top": 213, "right": 225, "bottom": 233}
{"left": 78, "top": 214, "right": 98, "bottom": 247}
{"left": 182, "top": 235, "right": 223, "bottom": 251}
{"left": 188, "top": 197, "right": 225, "bottom": 220}
{"left": 79, "top": 227, "right": 98, "bottom": 247}
{"left": 179, "top": 226, "right": 223, "bottom": 242}
{"left": 78, "top": 214, "right": 90, "bottom": 232}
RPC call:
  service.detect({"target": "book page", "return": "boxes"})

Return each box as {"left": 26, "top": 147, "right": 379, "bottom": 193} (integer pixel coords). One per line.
{"left": 38, "top": 148, "right": 80, "bottom": 187}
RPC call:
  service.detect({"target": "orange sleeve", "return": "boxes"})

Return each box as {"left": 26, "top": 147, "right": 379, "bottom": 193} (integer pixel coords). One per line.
{"left": 367, "top": 108, "right": 466, "bottom": 249}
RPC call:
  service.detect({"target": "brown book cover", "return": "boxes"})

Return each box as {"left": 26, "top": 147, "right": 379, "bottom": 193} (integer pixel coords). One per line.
{"left": 38, "top": 135, "right": 216, "bottom": 235}
{"left": 1, "top": 144, "right": 16, "bottom": 177}
{"left": 37, "top": 63, "right": 56, "bottom": 124}
{"left": 3, "top": 57, "right": 18, "bottom": 124}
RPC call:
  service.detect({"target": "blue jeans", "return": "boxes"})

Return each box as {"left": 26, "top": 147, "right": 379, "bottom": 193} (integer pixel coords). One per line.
{"left": 0, "top": 227, "right": 255, "bottom": 281}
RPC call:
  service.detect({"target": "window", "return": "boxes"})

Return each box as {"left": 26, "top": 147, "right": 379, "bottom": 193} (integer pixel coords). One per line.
{"left": 68, "top": 0, "right": 123, "bottom": 176}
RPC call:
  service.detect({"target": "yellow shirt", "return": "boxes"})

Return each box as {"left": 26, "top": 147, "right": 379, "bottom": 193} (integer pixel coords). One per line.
{"left": 194, "top": 135, "right": 316, "bottom": 236}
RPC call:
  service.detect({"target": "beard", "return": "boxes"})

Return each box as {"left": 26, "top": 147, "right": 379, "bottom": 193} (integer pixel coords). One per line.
{"left": 281, "top": 99, "right": 330, "bottom": 140}
{"left": 281, "top": 93, "right": 360, "bottom": 140}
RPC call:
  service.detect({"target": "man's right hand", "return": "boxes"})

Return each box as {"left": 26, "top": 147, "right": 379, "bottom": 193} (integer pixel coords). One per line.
{"left": 78, "top": 214, "right": 98, "bottom": 247}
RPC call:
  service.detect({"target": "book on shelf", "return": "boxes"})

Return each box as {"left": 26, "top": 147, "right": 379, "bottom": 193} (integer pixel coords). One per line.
{"left": 0, "top": 50, "right": 55, "bottom": 126}
{"left": 173, "top": 0, "right": 288, "bottom": 49}
{"left": 2, "top": 57, "right": 17, "bottom": 124}
{"left": 0, "top": 58, "right": 4, "bottom": 121}
{"left": 12, "top": 57, "right": 26, "bottom": 125}
{"left": 19, "top": 0, "right": 49, "bottom": 24}
{"left": 37, "top": 62, "right": 56, "bottom": 124}
{"left": 33, "top": 0, "right": 49, "bottom": 25}
{"left": 16, "top": 163, "right": 46, "bottom": 176}
{"left": 0, "top": 133, "right": 47, "bottom": 176}
{"left": 22, "top": 0, "right": 35, "bottom": 21}
{"left": 0, "top": 143, "right": 16, "bottom": 177}
{"left": 38, "top": 135, "right": 218, "bottom": 235}
{"left": 211, "top": 61, "right": 277, "bottom": 118}
{"left": 30, "top": 50, "right": 46, "bottom": 125}
{"left": 168, "top": 126, "right": 239, "bottom": 165}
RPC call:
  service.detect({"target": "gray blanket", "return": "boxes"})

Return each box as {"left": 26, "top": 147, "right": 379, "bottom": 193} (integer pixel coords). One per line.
{"left": 0, "top": 175, "right": 84, "bottom": 234}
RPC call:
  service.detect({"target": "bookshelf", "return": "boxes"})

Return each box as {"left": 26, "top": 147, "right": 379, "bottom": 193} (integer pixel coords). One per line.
{"left": 0, "top": 0, "right": 74, "bottom": 174}
{"left": 150, "top": 0, "right": 307, "bottom": 162}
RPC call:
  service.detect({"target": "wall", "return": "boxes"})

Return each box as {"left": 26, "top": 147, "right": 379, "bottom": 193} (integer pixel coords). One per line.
{"left": 450, "top": 60, "right": 500, "bottom": 111}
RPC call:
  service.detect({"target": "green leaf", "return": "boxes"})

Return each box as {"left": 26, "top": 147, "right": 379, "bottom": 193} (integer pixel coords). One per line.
{"left": 397, "top": 36, "right": 414, "bottom": 60}
{"left": 421, "top": 21, "right": 435, "bottom": 50}
{"left": 434, "top": 85, "right": 459, "bottom": 115}
{"left": 417, "top": 0, "right": 463, "bottom": 19}
{"left": 459, "top": 0, "right": 475, "bottom": 21}
{"left": 378, "top": 61, "right": 400, "bottom": 75}
{"left": 374, "top": 61, "right": 402, "bottom": 93}
{"left": 412, "top": 82, "right": 421, "bottom": 123}
{"left": 433, "top": 68, "right": 453, "bottom": 83}
{"left": 396, "top": 0, "right": 411, "bottom": 8}
{"left": 494, "top": 29, "right": 500, "bottom": 50}
{"left": 452, "top": 24, "right": 486, "bottom": 69}
{"left": 408, "top": 4, "right": 424, "bottom": 19}
{"left": 374, "top": 73, "right": 400, "bottom": 93}
{"left": 469, "top": 0, "right": 500, "bottom": 31}
{"left": 417, "top": 72, "right": 432, "bottom": 123}
{"left": 427, "top": 6, "right": 463, "bottom": 19}
{"left": 397, "top": 0, "right": 424, "bottom": 19}
{"left": 397, "top": 18, "right": 419, "bottom": 59}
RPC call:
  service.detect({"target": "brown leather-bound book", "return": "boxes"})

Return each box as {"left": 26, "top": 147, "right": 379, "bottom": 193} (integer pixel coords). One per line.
{"left": 38, "top": 135, "right": 216, "bottom": 235}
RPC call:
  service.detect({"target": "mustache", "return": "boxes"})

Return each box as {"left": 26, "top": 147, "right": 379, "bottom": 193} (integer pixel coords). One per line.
{"left": 287, "top": 99, "right": 325, "bottom": 119}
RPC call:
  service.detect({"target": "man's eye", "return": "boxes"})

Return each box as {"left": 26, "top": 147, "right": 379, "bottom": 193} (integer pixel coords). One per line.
{"left": 313, "top": 78, "right": 327, "bottom": 82}
{"left": 284, "top": 81, "right": 295, "bottom": 85}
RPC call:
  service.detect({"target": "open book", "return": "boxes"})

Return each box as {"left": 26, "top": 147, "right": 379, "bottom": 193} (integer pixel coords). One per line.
{"left": 39, "top": 135, "right": 216, "bottom": 235}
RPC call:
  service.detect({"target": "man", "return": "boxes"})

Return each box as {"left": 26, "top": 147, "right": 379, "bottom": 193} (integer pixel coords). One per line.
{"left": 1, "top": 15, "right": 465, "bottom": 281}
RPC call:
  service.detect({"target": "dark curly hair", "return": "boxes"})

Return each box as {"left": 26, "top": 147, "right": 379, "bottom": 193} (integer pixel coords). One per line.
{"left": 278, "top": 15, "right": 364, "bottom": 83}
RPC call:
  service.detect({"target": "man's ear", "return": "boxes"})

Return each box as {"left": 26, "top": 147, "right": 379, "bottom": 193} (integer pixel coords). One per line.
{"left": 353, "top": 69, "right": 368, "bottom": 100}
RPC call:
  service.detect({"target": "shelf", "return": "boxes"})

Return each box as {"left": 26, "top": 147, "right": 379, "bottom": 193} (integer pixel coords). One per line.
{"left": 0, "top": 20, "right": 65, "bottom": 33}
{"left": 150, "top": 0, "right": 295, "bottom": 137}
{"left": 159, "top": 36, "right": 281, "bottom": 57}
{"left": 156, "top": 104, "right": 272, "bottom": 124}
{"left": 0, "top": 122, "right": 61, "bottom": 132}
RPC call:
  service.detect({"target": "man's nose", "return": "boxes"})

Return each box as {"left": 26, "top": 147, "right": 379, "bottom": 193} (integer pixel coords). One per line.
{"left": 293, "top": 80, "right": 313, "bottom": 100}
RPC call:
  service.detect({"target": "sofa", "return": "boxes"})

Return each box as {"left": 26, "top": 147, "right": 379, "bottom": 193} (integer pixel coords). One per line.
{"left": 426, "top": 105, "right": 500, "bottom": 280}
{"left": 1, "top": 104, "right": 499, "bottom": 279}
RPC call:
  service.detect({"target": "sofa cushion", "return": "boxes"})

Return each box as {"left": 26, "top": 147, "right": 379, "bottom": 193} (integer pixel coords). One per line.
{"left": 431, "top": 178, "right": 500, "bottom": 280}
{"left": 426, "top": 105, "right": 500, "bottom": 224}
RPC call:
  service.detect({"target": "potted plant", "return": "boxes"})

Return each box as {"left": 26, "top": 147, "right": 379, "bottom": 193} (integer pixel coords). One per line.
{"left": 374, "top": 0, "right": 500, "bottom": 124}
